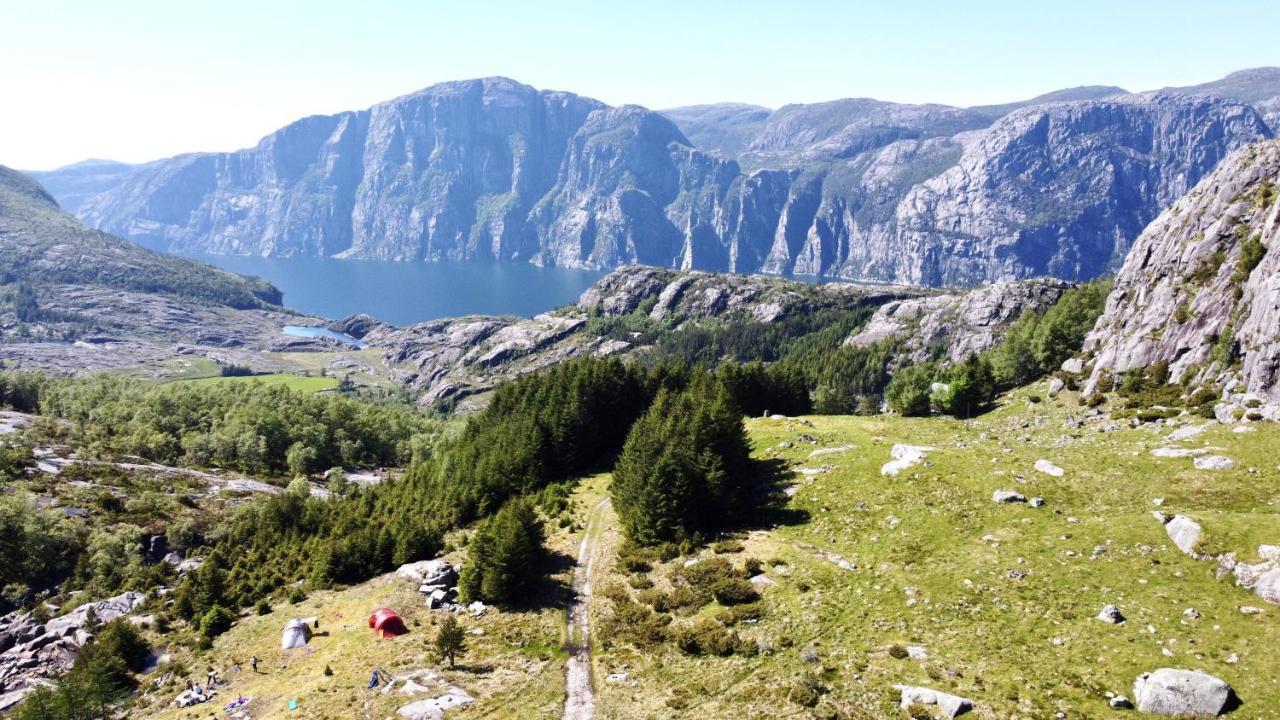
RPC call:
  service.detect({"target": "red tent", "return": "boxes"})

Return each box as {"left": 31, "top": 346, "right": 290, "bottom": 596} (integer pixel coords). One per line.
{"left": 368, "top": 608, "right": 407, "bottom": 638}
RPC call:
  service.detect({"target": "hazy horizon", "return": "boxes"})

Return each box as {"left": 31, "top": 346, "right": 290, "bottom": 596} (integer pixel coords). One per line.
{"left": 4, "top": 0, "right": 1279, "bottom": 170}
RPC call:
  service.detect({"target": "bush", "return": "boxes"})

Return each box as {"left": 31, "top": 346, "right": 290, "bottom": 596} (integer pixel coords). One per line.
{"left": 884, "top": 364, "right": 935, "bottom": 416}
{"left": 673, "top": 620, "right": 741, "bottom": 657}
{"left": 255, "top": 599, "right": 272, "bottom": 616}
{"left": 888, "top": 644, "right": 909, "bottom": 659}
{"left": 715, "top": 603, "right": 762, "bottom": 626}
{"left": 200, "top": 605, "right": 235, "bottom": 638}
{"left": 710, "top": 578, "right": 759, "bottom": 606}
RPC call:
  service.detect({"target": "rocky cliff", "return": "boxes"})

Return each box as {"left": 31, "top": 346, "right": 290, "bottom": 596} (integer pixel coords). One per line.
{"left": 53, "top": 74, "right": 1274, "bottom": 287}
{"left": 846, "top": 279, "right": 1073, "bottom": 363}
{"left": 1082, "top": 140, "right": 1280, "bottom": 413}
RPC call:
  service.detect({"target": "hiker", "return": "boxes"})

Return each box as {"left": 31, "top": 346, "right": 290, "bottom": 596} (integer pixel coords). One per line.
{"left": 250, "top": 655, "right": 259, "bottom": 673}
{"left": 207, "top": 667, "right": 217, "bottom": 686}
{"left": 185, "top": 678, "right": 194, "bottom": 692}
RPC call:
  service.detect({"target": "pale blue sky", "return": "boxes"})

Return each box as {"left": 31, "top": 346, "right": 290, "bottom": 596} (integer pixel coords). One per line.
{"left": 4, "top": 0, "right": 1278, "bottom": 170}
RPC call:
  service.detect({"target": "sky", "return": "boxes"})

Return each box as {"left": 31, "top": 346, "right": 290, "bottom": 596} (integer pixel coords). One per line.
{"left": 3, "top": 0, "right": 1278, "bottom": 170}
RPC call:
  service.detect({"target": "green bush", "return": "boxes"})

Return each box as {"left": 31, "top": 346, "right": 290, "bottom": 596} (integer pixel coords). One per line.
{"left": 885, "top": 363, "right": 936, "bottom": 417}
{"left": 200, "top": 605, "right": 235, "bottom": 638}
{"left": 710, "top": 578, "right": 759, "bottom": 606}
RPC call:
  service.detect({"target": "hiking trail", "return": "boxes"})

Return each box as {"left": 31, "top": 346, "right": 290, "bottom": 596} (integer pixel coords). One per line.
{"left": 562, "top": 498, "right": 609, "bottom": 720}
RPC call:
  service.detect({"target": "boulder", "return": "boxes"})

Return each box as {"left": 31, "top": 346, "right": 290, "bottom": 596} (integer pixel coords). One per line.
{"left": 1097, "top": 604, "right": 1126, "bottom": 624}
{"left": 992, "top": 490, "right": 1027, "bottom": 504}
{"left": 1048, "top": 377, "right": 1065, "bottom": 395}
{"left": 1165, "top": 515, "right": 1203, "bottom": 557}
{"left": 1061, "top": 358, "right": 1084, "bottom": 375}
{"left": 894, "top": 685, "right": 974, "bottom": 718}
{"left": 1133, "top": 669, "right": 1233, "bottom": 716}
{"left": 1193, "top": 455, "right": 1234, "bottom": 471}
{"left": 1034, "top": 459, "right": 1065, "bottom": 477}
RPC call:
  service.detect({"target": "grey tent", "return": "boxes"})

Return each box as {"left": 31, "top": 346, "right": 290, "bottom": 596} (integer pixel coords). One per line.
{"left": 281, "top": 618, "right": 311, "bottom": 650}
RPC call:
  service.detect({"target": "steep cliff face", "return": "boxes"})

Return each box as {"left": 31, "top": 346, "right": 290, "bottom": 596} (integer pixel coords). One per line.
{"left": 62, "top": 77, "right": 1273, "bottom": 287}
{"left": 1083, "top": 140, "right": 1280, "bottom": 411}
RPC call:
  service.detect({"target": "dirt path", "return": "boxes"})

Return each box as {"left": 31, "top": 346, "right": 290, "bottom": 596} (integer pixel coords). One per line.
{"left": 562, "top": 498, "right": 609, "bottom": 720}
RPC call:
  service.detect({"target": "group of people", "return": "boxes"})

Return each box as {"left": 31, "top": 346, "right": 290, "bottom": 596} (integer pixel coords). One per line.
{"left": 183, "top": 655, "right": 261, "bottom": 696}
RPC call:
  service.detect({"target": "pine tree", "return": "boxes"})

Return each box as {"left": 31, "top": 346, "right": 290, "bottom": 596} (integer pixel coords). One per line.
{"left": 434, "top": 614, "right": 466, "bottom": 668}
{"left": 458, "top": 498, "right": 546, "bottom": 606}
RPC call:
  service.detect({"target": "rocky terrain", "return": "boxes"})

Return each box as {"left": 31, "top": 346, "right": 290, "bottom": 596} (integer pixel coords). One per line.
{"left": 40, "top": 70, "right": 1278, "bottom": 287}
{"left": 0, "top": 165, "right": 341, "bottom": 376}
{"left": 355, "top": 265, "right": 923, "bottom": 410}
{"left": 845, "top": 278, "right": 1072, "bottom": 362}
{"left": 1083, "top": 139, "right": 1280, "bottom": 417}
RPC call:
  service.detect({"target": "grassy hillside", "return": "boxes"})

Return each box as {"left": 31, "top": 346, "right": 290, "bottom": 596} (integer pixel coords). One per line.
{"left": 0, "top": 165, "right": 281, "bottom": 309}
{"left": 588, "top": 387, "right": 1280, "bottom": 719}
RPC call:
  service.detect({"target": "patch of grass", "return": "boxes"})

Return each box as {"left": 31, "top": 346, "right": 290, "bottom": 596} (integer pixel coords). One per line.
{"left": 175, "top": 373, "right": 340, "bottom": 393}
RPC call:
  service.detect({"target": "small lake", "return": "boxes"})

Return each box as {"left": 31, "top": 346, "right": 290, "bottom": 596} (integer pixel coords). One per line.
{"left": 183, "top": 255, "right": 608, "bottom": 326}
{"left": 282, "top": 325, "right": 368, "bottom": 349}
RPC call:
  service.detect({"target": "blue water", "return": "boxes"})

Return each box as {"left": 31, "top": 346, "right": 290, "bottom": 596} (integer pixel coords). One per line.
{"left": 183, "top": 255, "right": 608, "bottom": 326}
{"left": 282, "top": 325, "right": 368, "bottom": 349}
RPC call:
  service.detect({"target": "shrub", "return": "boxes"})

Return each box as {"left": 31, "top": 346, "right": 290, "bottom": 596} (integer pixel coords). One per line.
{"left": 676, "top": 557, "right": 738, "bottom": 589}
{"left": 200, "top": 605, "right": 235, "bottom": 638}
{"left": 710, "top": 578, "right": 759, "bottom": 606}
{"left": 673, "top": 620, "right": 740, "bottom": 656}
{"left": 888, "top": 644, "right": 909, "bottom": 659}
{"left": 715, "top": 603, "right": 763, "bottom": 626}
{"left": 884, "top": 364, "right": 936, "bottom": 416}
{"left": 255, "top": 600, "right": 271, "bottom": 616}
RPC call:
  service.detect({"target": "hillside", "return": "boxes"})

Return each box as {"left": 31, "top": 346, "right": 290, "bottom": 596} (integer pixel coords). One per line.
{"left": 38, "top": 72, "right": 1272, "bottom": 287}
{"left": 95, "top": 388, "right": 1280, "bottom": 719}
{"left": 0, "top": 165, "right": 280, "bottom": 309}
{"left": 1082, "top": 139, "right": 1280, "bottom": 418}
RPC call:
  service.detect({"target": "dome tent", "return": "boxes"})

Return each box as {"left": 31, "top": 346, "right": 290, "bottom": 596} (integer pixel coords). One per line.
{"left": 281, "top": 618, "right": 312, "bottom": 650}
{"left": 368, "top": 608, "right": 407, "bottom": 638}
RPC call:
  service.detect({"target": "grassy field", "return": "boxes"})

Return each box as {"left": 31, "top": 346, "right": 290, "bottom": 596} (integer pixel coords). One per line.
{"left": 123, "top": 386, "right": 1279, "bottom": 719}
{"left": 175, "top": 373, "right": 341, "bottom": 393}
{"left": 590, "top": 386, "right": 1280, "bottom": 719}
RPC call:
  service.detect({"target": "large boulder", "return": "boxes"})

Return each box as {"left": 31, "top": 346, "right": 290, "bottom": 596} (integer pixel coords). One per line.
{"left": 1133, "top": 669, "right": 1233, "bottom": 716}
{"left": 1165, "top": 515, "right": 1204, "bottom": 557}
{"left": 894, "top": 685, "right": 974, "bottom": 718}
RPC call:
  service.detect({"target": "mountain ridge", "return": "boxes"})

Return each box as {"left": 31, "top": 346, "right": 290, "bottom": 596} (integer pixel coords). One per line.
{"left": 37, "top": 69, "right": 1280, "bottom": 287}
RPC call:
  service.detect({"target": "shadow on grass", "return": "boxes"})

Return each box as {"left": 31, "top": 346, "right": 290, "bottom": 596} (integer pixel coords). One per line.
{"left": 489, "top": 548, "right": 575, "bottom": 613}
{"left": 735, "top": 457, "right": 812, "bottom": 532}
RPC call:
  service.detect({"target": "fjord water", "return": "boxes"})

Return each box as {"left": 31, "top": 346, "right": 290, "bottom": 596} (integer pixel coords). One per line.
{"left": 184, "top": 254, "right": 607, "bottom": 326}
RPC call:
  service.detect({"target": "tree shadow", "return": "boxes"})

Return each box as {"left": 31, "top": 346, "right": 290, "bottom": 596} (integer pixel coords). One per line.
{"left": 733, "top": 457, "right": 812, "bottom": 532}
{"left": 497, "top": 548, "right": 575, "bottom": 613}
{"left": 452, "top": 662, "right": 495, "bottom": 675}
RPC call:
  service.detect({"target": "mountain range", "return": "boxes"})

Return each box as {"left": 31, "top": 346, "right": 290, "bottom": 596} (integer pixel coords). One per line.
{"left": 29, "top": 69, "right": 1280, "bottom": 288}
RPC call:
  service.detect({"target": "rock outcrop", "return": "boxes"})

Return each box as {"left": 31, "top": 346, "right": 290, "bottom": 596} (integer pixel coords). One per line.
{"left": 1083, "top": 140, "right": 1280, "bottom": 413}
{"left": 54, "top": 78, "right": 1270, "bottom": 287}
{"left": 845, "top": 279, "right": 1071, "bottom": 362}
{"left": 367, "top": 265, "right": 917, "bottom": 411}
{"left": 0, "top": 592, "right": 146, "bottom": 707}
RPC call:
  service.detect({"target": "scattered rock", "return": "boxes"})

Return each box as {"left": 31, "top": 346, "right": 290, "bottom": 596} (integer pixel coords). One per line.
{"left": 1133, "top": 668, "right": 1233, "bottom": 717}
{"left": 894, "top": 685, "right": 974, "bottom": 718}
{"left": 1164, "top": 515, "right": 1203, "bottom": 557}
{"left": 1097, "top": 604, "right": 1126, "bottom": 624}
{"left": 1193, "top": 455, "right": 1234, "bottom": 471}
{"left": 881, "top": 444, "right": 934, "bottom": 476}
{"left": 992, "top": 490, "right": 1027, "bottom": 504}
{"left": 906, "top": 645, "right": 928, "bottom": 660}
{"left": 1168, "top": 423, "right": 1213, "bottom": 442}
{"left": 809, "top": 444, "right": 855, "bottom": 458}
{"left": 1109, "top": 695, "right": 1133, "bottom": 709}
{"left": 1061, "top": 358, "right": 1084, "bottom": 375}
{"left": 1239, "top": 606, "right": 1263, "bottom": 615}
{"left": 1048, "top": 377, "right": 1065, "bottom": 395}
{"left": 1034, "top": 459, "right": 1065, "bottom": 477}
{"left": 1030, "top": 497, "right": 1046, "bottom": 508}
{"left": 1184, "top": 608, "right": 1201, "bottom": 620}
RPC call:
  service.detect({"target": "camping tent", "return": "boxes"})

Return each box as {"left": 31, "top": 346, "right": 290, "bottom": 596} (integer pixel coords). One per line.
{"left": 281, "top": 618, "right": 312, "bottom": 650}
{"left": 368, "top": 608, "right": 407, "bottom": 638}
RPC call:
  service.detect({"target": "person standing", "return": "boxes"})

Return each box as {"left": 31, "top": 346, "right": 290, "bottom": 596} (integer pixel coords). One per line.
{"left": 250, "top": 655, "right": 259, "bottom": 673}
